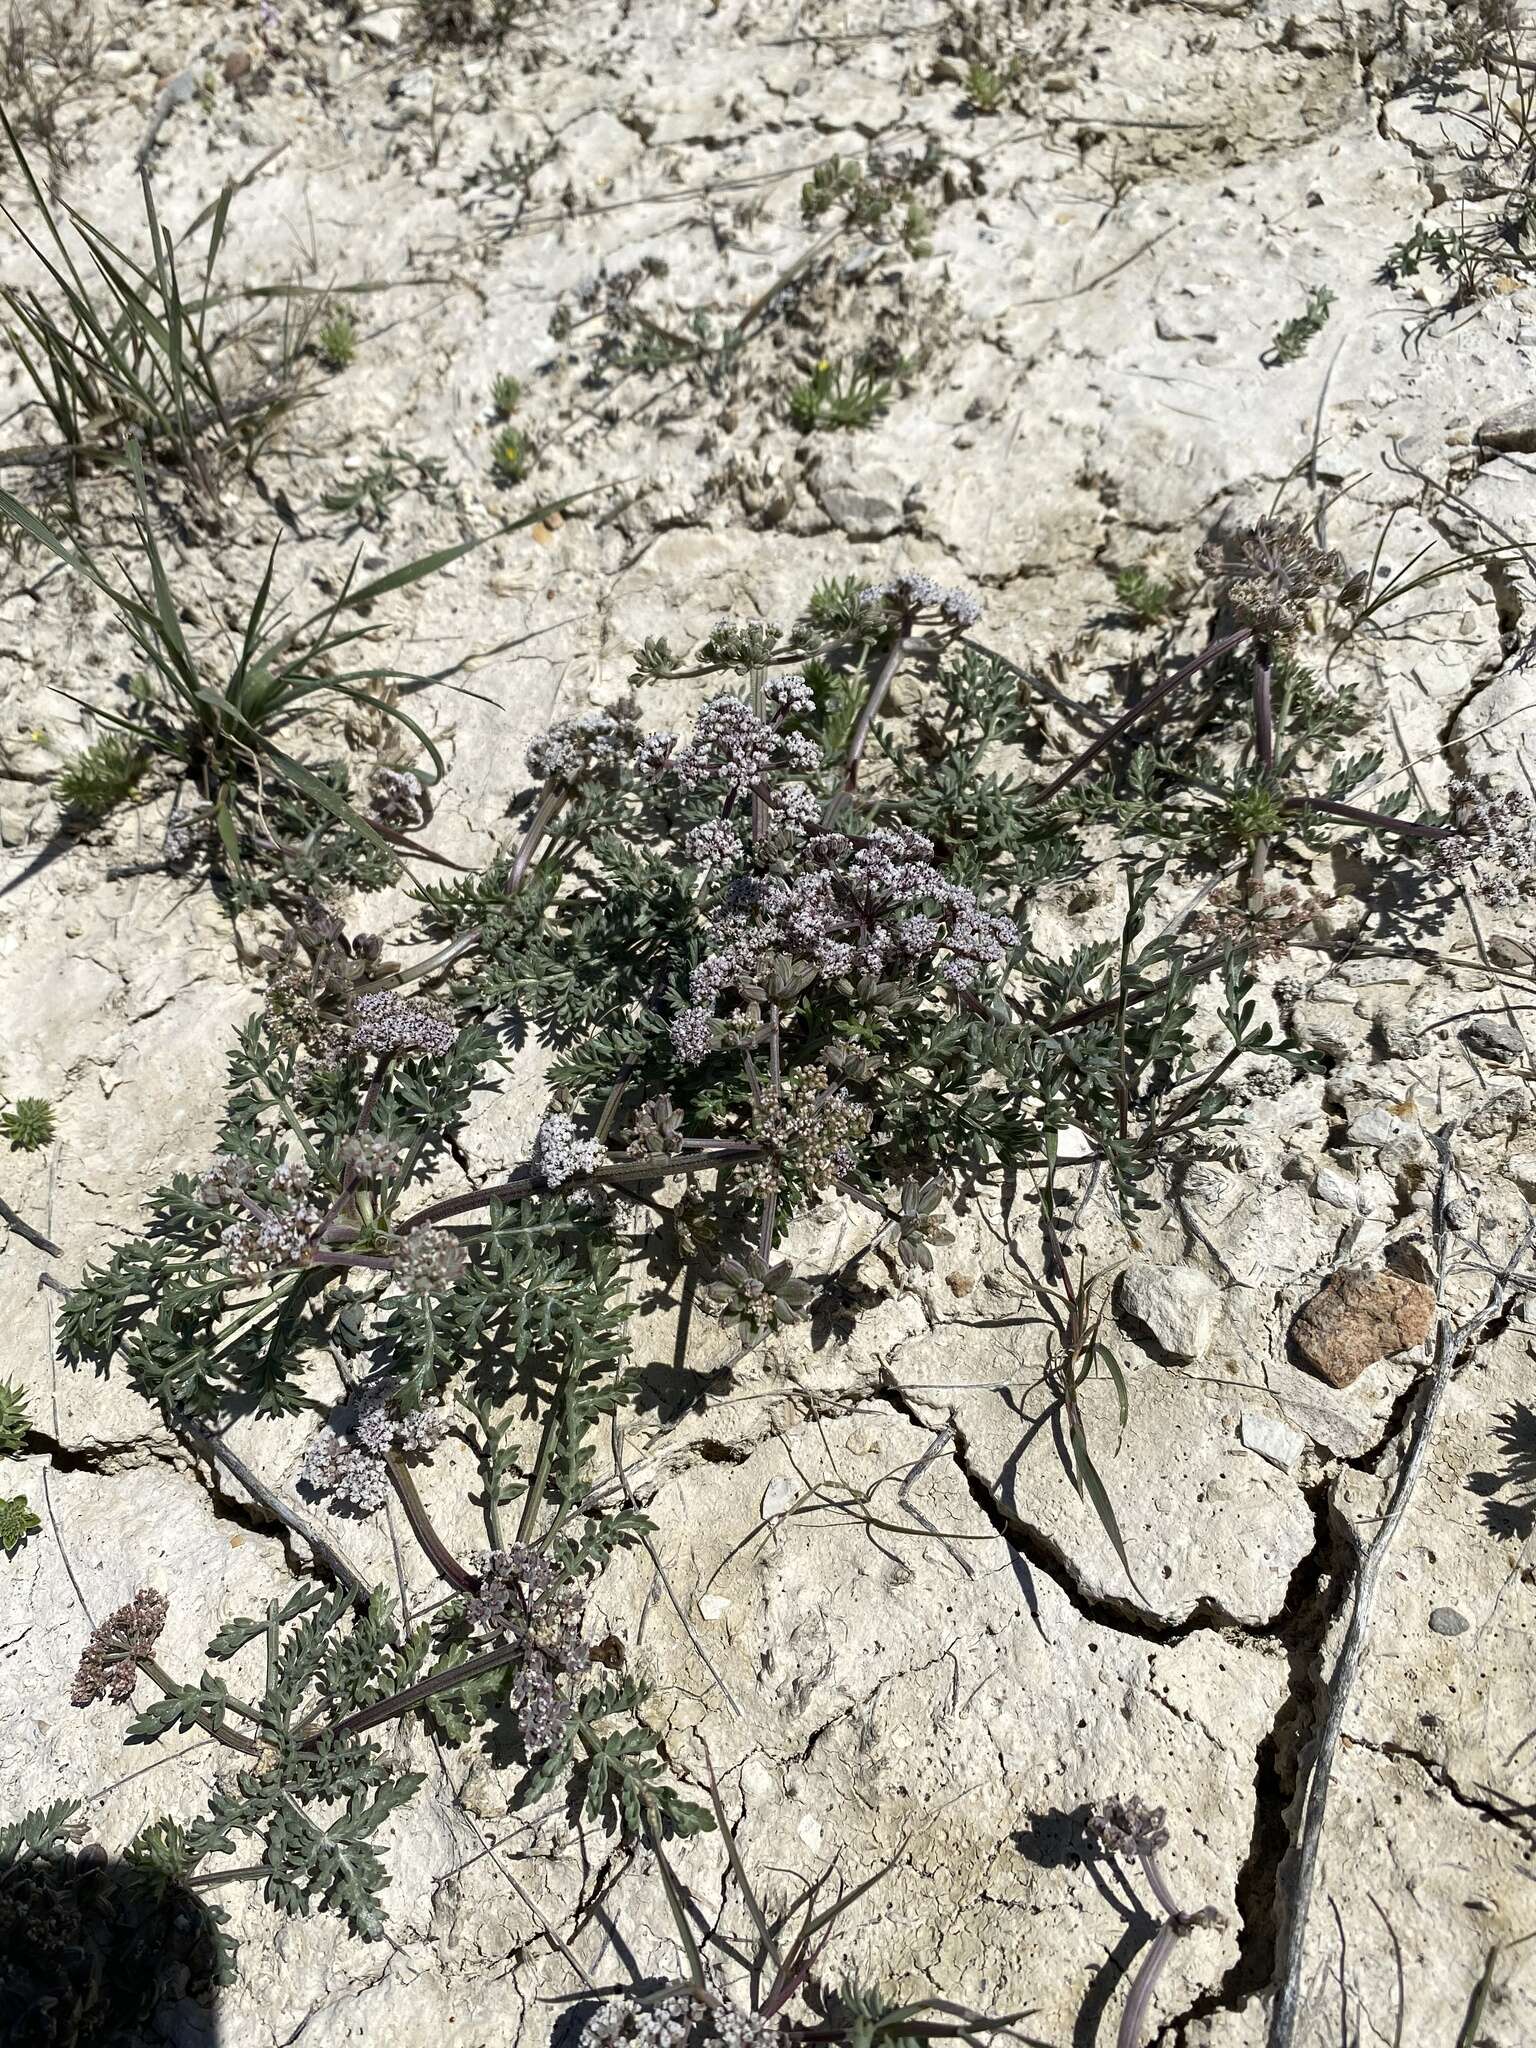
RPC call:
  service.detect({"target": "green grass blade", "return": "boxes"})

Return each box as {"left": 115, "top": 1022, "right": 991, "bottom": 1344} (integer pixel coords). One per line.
{"left": 1068, "top": 1413, "right": 1138, "bottom": 1595}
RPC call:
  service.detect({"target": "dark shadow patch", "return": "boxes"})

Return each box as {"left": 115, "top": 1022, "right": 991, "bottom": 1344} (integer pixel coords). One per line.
{"left": 0, "top": 1846, "right": 224, "bottom": 2046}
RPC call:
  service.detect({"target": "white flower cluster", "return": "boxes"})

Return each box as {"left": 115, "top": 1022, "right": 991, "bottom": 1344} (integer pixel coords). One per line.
{"left": 394, "top": 1225, "right": 467, "bottom": 1295}
{"left": 348, "top": 990, "right": 458, "bottom": 1059}
{"left": 577, "top": 1996, "right": 778, "bottom": 2048}
{"left": 683, "top": 819, "right": 744, "bottom": 868}
{"left": 1431, "top": 777, "right": 1536, "bottom": 908}
{"left": 859, "top": 570, "right": 982, "bottom": 630}
{"left": 532, "top": 1112, "right": 603, "bottom": 1189}
{"left": 763, "top": 672, "right": 816, "bottom": 716}
{"left": 200, "top": 1157, "right": 328, "bottom": 1277}
{"left": 670, "top": 816, "right": 1018, "bottom": 1065}
{"left": 578, "top": 1997, "right": 694, "bottom": 2048}
{"left": 525, "top": 710, "right": 638, "bottom": 787}
{"left": 300, "top": 1392, "right": 448, "bottom": 1514}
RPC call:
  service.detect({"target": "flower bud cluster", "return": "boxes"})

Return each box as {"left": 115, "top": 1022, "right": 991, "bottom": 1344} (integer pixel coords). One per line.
{"left": 339, "top": 1131, "right": 401, "bottom": 1181}
{"left": 667, "top": 695, "right": 820, "bottom": 797}
{"left": 624, "top": 1094, "right": 684, "bottom": 1159}
{"left": 1087, "top": 1795, "right": 1169, "bottom": 1858}
{"left": 394, "top": 1225, "right": 468, "bottom": 1295}
{"left": 70, "top": 1588, "right": 169, "bottom": 1708}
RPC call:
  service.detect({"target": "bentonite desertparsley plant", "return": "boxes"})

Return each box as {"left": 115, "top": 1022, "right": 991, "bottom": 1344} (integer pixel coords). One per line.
{"left": 58, "top": 562, "right": 1326, "bottom": 1992}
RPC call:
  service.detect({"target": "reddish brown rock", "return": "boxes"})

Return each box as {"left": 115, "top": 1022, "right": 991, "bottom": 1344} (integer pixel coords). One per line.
{"left": 1292, "top": 1267, "right": 1436, "bottom": 1388}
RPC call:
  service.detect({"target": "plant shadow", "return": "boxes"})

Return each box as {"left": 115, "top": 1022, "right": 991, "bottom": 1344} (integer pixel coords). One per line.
{"left": 0, "top": 1846, "right": 224, "bottom": 2046}
{"left": 1467, "top": 1399, "right": 1536, "bottom": 1539}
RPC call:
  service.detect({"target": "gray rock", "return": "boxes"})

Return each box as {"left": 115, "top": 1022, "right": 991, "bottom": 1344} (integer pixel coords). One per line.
{"left": 1314, "top": 1166, "right": 1363, "bottom": 1213}
{"left": 1118, "top": 1262, "right": 1218, "bottom": 1361}
{"left": 1462, "top": 1010, "right": 1527, "bottom": 1062}
{"left": 1239, "top": 1410, "right": 1306, "bottom": 1471}
{"left": 812, "top": 456, "right": 905, "bottom": 541}
{"left": 1347, "top": 1106, "right": 1408, "bottom": 1149}
{"left": 361, "top": 6, "right": 405, "bottom": 42}
{"left": 1477, "top": 400, "right": 1536, "bottom": 454}
{"left": 1429, "top": 1607, "right": 1469, "bottom": 1637}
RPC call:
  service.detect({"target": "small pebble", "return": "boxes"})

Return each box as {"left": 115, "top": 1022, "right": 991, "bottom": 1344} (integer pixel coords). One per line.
{"left": 1429, "top": 1607, "right": 1469, "bottom": 1637}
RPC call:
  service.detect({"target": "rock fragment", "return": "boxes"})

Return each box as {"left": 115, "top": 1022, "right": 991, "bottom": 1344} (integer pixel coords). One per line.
{"left": 1477, "top": 400, "right": 1536, "bottom": 454}
{"left": 812, "top": 454, "right": 905, "bottom": 540}
{"left": 1118, "top": 1262, "right": 1217, "bottom": 1361}
{"left": 1291, "top": 1267, "right": 1436, "bottom": 1388}
{"left": 1239, "top": 1409, "right": 1306, "bottom": 1471}
{"left": 1429, "top": 1607, "right": 1469, "bottom": 1637}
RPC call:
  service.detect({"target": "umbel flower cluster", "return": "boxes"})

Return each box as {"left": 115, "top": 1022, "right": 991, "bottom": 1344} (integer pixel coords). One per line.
{"left": 348, "top": 989, "right": 458, "bottom": 1059}
{"left": 578, "top": 1993, "right": 780, "bottom": 2047}
{"left": 1428, "top": 776, "right": 1536, "bottom": 907}
{"left": 741, "top": 1064, "right": 870, "bottom": 1199}
{"left": 367, "top": 765, "right": 427, "bottom": 830}
{"left": 858, "top": 568, "right": 982, "bottom": 630}
{"left": 526, "top": 703, "right": 645, "bottom": 788}
{"left": 465, "top": 1546, "right": 591, "bottom": 1750}
{"left": 259, "top": 903, "right": 460, "bottom": 1066}
{"left": 197, "top": 1155, "right": 328, "bottom": 1276}
{"left": 70, "top": 1588, "right": 169, "bottom": 1707}
{"left": 300, "top": 1391, "right": 449, "bottom": 1513}
{"left": 533, "top": 1111, "right": 604, "bottom": 1188}
{"left": 1198, "top": 516, "right": 1345, "bottom": 639}
{"left": 669, "top": 810, "right": 1018, "bottom": 1066}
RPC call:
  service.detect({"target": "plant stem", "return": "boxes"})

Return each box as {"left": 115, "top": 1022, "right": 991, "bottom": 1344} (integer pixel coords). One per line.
{"left": 324, "top": 1637, "right": 527, "bottom": 1741}
{"left": 842, "top": 624, "right": 910, "bottom": 792}
{"left": 0, "top": 1190, "right": 59, "bottom": 1255}
{"left": 1285, "top": 794, "right": 1447, "bottom": 840}
{"left": 1247, "top": 643, "right": 1275, "bottom": 908}
{"left": 170, "top": 1412, "right": 371, "bottom": 1602}
{"left": 507, "top": 782, "right": 568, "bottom": 892}
{"left": 1269, "top": 1136, "right": 1530, "bottom": 2048}
{"left": 1117, "top": 1920, "right": 1178, "bottom": 2048}
{"left": 399, "top": 1143, "right": 765, "bottom": 1231}
{"left": 1251, "top": 640, "right": 1275, "bottom": 776}
{"left": 516, "top": 1403, "right": 562, "bottom": 1547}
{"left": 358, "top": 930, "right": 484, "bottom": 997}
{"left": 385, "top": 1453, "right": 476, "bottom": 1593}
{"left": 1033, "top": 629, "right": 1250, "bottom": 805}
{"left": 187, "top": 1864, "right": 272, "bottom": 1892}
